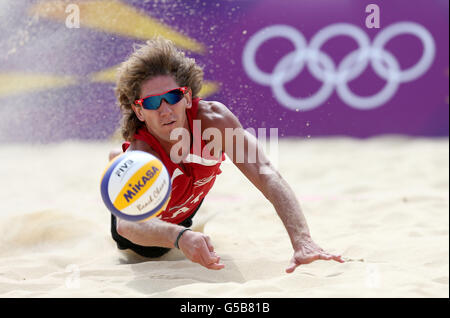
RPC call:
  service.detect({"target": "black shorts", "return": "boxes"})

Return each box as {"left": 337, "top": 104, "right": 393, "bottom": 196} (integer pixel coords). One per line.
{"left": 110, "top": 200, "right": 203, "bottom": 258}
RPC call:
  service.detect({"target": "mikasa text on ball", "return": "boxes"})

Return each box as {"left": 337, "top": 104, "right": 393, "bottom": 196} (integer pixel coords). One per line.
{"left": 100, "top": 150, "right": 171, "bottom": 222}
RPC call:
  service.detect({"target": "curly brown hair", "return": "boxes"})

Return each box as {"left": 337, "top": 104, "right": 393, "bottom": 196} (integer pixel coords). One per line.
{"left": 115, "top": 36, "right": 204, "bottom": 141}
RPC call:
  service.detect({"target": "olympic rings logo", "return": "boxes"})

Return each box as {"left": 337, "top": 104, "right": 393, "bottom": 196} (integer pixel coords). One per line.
{"left": 242, "top": 22, "right": 435, "bottom": 111}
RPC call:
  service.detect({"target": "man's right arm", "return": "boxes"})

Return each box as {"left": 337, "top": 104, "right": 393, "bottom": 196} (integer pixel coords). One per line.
{"left": 116, "top": 217, "right": 182, "bottom": 249}
{"left": 116, "top": 217, "right": 224, "bottom": 270}
{"left": 109, "top": 141, "right": 224, "bottom": 270}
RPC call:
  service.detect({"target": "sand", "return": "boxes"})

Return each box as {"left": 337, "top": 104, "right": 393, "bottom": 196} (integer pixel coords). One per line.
{"left": 0, "top": 136, "right": 448, "bottom": 298}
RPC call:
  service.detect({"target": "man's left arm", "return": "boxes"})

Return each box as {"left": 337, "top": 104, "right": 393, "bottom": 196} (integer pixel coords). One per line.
{"left": 206, "top": 102, "right": 344, "bottom": 273}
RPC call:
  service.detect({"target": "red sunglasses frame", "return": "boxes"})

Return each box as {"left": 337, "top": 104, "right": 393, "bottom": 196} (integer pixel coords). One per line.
{"left": 134, "top": 86, "right": 189, "bottom": 107}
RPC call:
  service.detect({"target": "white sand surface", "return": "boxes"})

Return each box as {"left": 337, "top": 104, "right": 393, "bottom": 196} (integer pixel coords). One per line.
{"left": 0, "top": 136, "right": 448, "bottom": 297}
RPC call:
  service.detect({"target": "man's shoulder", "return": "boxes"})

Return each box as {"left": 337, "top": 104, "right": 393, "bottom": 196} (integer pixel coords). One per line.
{"left": 197, "top": 100, "right": 229, "bottom": 118}
{"left": 127, "top": 139, "right": 161, "bottom": 160}
{"left": 197, "top": 100, "right": 237, "bottom": 130}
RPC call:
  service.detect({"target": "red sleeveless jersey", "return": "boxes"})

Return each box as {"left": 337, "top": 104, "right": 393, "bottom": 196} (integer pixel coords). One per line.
{"left": 122, "top": 97, "right": 225, "bottom": 224}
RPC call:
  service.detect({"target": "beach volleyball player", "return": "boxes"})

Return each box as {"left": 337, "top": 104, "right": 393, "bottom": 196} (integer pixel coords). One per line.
{"left": 108, "top": 37, "right": 344, "bottom": 272}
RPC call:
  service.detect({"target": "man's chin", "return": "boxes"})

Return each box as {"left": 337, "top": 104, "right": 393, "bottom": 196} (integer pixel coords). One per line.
{"left": 163, "top": 123, "right": 183, "bottom": 139}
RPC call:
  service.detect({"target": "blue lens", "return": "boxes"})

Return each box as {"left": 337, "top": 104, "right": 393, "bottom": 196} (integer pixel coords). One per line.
{"left": 142, "top": 89, "right": 184, "bottom": 110}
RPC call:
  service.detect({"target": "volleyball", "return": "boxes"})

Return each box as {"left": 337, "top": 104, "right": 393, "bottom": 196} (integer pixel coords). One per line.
{"left": 100, "top": 150, "right": 171, "bottom": 222}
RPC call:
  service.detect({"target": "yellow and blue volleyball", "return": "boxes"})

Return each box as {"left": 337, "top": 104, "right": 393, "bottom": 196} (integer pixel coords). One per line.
{"left": 100, "top": 150, "right": 171, "bottom": 222}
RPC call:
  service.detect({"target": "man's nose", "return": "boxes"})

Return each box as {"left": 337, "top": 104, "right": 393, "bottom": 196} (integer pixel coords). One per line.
{"left": 158, "top": 99, "right": 173, "bottom": 115}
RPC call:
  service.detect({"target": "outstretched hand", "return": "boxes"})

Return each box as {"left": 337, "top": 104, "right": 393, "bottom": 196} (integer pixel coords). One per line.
{"left": 286, "top": 236, "right": 344, "bottom": 273}
{"left": 178, "top": 230, "right": 225, "bottom": 270}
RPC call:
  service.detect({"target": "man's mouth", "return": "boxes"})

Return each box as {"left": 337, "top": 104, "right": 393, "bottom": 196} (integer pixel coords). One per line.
{"left": 163, "top": 120, "right": 176, "bottom": 126}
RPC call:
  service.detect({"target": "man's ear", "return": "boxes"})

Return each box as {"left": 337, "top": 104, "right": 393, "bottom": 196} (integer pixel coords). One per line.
{"left": 185, "top": 88, "right": 193, "bottom": 109}
{"left": 131, "top": 104, "right": 145, "bottom": 121}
